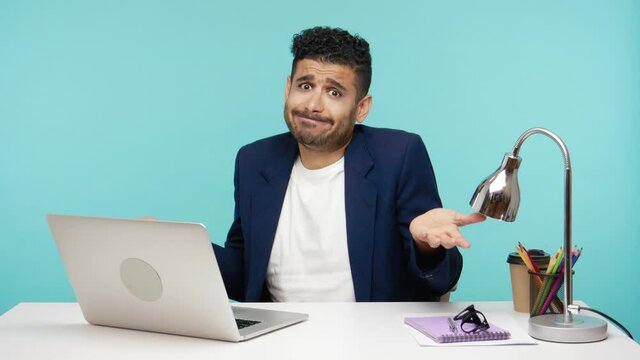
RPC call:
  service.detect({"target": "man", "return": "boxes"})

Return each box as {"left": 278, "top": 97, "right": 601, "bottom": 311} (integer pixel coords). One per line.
{"left": 213, "top": 27, "right": 484, "bottom": 302}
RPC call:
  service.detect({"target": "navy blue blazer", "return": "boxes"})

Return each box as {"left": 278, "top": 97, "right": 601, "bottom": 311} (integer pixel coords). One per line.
{"left": 213, "top": 125, "right": 462, "bottom": 302}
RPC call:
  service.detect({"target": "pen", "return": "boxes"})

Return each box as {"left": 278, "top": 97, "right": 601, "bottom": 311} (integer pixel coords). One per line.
{"left": 448, "top": 317, "right": 457, "bottom": 333}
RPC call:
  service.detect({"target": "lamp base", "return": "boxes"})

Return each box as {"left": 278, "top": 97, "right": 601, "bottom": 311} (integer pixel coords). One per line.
{"left": 528, "top": 314, "right": 607, "bottom": 343}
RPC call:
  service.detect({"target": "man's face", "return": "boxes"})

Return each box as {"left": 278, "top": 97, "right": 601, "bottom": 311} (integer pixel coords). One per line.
{"left": 284, "top": 59, "right": 370, "bottom": 153}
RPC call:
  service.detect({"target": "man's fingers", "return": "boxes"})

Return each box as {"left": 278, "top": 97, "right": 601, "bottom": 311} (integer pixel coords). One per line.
{"left": 452, "top": 236, "right": 471, "bottom": 249}
{"left": 411, "top": 209, "right": 480, "bottom": 251}
{"left": 445, "top": 226, "right": 462, "bottom": 238}
{"left": 438, "top": 234, "right": 470, "bottom": 249}
{"left": 427, "top": 234, "right": 441, "bottom": 248}
{"left": 425, "top": 228, "right": 471, "bottom": 250}
{"left": 454, "top": 212, "right": 486, "bottom": 227}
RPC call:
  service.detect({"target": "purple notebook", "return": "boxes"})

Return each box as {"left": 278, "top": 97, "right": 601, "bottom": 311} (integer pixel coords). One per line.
{"left": 404, "top": 316, "right": 511, "bottom": 343}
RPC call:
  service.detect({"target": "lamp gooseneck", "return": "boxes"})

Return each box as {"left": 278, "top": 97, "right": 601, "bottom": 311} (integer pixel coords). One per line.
{"left": 510, "top": 128, "right": 573, "bottom": 324}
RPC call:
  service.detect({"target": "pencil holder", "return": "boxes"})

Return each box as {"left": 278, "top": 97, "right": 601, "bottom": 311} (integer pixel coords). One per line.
{"left": 527, "top": 271, "right": 573, "bottom": 317}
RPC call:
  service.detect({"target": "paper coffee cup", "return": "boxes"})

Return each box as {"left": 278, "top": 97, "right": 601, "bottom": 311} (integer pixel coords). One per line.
{"left": 507, "top": 250, "right": 550, "bottom": 313}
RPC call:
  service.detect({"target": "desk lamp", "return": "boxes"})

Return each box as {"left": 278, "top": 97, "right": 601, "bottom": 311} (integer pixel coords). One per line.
{"left": 469, "top": 127, "right": 608, "bottom": 343}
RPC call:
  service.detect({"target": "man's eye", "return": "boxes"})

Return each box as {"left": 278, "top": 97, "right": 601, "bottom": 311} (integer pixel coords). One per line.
{"left": 299, "top": 83, "right": 311, "bottom": 90}
{"left": 329, "top": 89, "right": 342, "bottom": 97}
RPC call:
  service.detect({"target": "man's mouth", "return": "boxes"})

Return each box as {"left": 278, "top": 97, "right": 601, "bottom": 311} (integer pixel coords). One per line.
{"left": 293, "top": 110, "right": 333, "bottom": 125}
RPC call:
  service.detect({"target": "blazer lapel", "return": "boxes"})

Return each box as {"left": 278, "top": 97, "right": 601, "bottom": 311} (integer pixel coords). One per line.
{"left": 344, "top": 127, "right": 377, "bottom": 301}
{"left": 246, "top": 136, "right": 298, "bottom": 301}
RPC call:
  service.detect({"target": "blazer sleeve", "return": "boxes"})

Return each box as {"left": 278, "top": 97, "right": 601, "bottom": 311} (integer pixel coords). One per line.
{"left": 212, "top": 148, "right": 247, "bottom": 301}
{"left": 396, "top": 134, "right": 463, "bottom": 298}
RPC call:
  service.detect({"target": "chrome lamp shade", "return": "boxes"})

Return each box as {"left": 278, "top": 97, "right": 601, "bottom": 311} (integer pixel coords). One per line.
{"left": 470, "top": 154, "right": 521, "bottom": 222}
{"left": 469, "top": 128, "right": 608, "bottom": 343}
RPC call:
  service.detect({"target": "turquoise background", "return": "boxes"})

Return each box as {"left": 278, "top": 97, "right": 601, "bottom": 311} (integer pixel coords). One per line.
{"left": 1, "top": 0, "right": 638, "bottom": 340}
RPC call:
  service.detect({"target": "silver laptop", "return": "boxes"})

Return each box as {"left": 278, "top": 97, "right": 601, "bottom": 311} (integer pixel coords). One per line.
{"left": 47, "top": 214, "right": 308, "bottom": 342}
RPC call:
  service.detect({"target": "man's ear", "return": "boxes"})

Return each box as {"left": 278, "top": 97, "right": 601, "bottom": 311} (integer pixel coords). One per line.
{"left": 284, "top": 76, "right": 292, "bottom": 102}
{"left": 355, "top": 94, "right": 373, "bottom": 124}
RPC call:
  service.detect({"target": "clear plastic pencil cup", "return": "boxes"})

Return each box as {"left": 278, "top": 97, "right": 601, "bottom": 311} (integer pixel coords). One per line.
{"left": 528, "top": 270, "right": 573, "bottom": 317}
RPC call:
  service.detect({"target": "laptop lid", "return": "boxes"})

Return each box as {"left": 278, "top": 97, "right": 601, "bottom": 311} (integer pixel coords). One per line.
{"left": 47, "top": 214, "right": 307, "bottom": 342}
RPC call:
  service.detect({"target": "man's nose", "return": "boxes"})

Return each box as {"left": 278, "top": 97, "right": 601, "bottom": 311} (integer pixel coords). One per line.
{"left": 305, "top": 89, "right": 324, "bottom": 112}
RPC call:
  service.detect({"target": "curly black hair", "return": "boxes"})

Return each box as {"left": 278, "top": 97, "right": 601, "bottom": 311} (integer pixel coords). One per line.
{"left": 291, "top": 26, "right": 372, "bottom": 100}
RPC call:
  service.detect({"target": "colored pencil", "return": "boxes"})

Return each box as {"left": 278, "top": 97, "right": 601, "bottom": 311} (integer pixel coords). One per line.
{"left": 538, "top": 248, "right": 581, "bottom": 315}
{"left": 532, "top": 249, "right": 564, "bottom": 315}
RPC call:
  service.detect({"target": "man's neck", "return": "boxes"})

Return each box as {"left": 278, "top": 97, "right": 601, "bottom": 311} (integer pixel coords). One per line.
{"left": 298, "top": 143, "right": 348, "bottom": 170}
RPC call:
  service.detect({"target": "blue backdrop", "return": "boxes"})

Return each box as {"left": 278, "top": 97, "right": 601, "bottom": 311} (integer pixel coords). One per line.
{"left": 1, "top": 0, "right": 638, "bottom": 340}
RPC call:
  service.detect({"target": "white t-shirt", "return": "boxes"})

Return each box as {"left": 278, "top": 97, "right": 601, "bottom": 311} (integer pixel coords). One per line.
{"left": 266, "top": 156, "right": 356, "bottom": 302}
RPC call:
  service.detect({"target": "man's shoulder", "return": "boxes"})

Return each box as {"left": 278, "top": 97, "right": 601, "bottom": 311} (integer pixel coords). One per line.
{"left": 355, "top": 125, "right": 424, "bottom": 151}
{"left": 235, "top": 131, "right": 297, "bottom": 168}
{"left": 349, "top": 125, "right": 433, "bottom": 172}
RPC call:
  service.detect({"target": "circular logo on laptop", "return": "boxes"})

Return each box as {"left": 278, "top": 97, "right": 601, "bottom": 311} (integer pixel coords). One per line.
{"left": 120, "top": 258, "right": 163, "bottom": 302}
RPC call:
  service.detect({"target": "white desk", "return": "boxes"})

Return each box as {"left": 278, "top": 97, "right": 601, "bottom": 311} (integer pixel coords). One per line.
{"left": 0, "top": 301, "right": 637, "bottom": 360}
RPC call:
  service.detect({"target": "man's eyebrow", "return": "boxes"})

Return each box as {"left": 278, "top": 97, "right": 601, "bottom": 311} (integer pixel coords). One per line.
{"left": 294, "top": 74, "right": 315, "bottom": 83}
{"left": 326, "top": 78, "right": 348, "bottom": 92}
